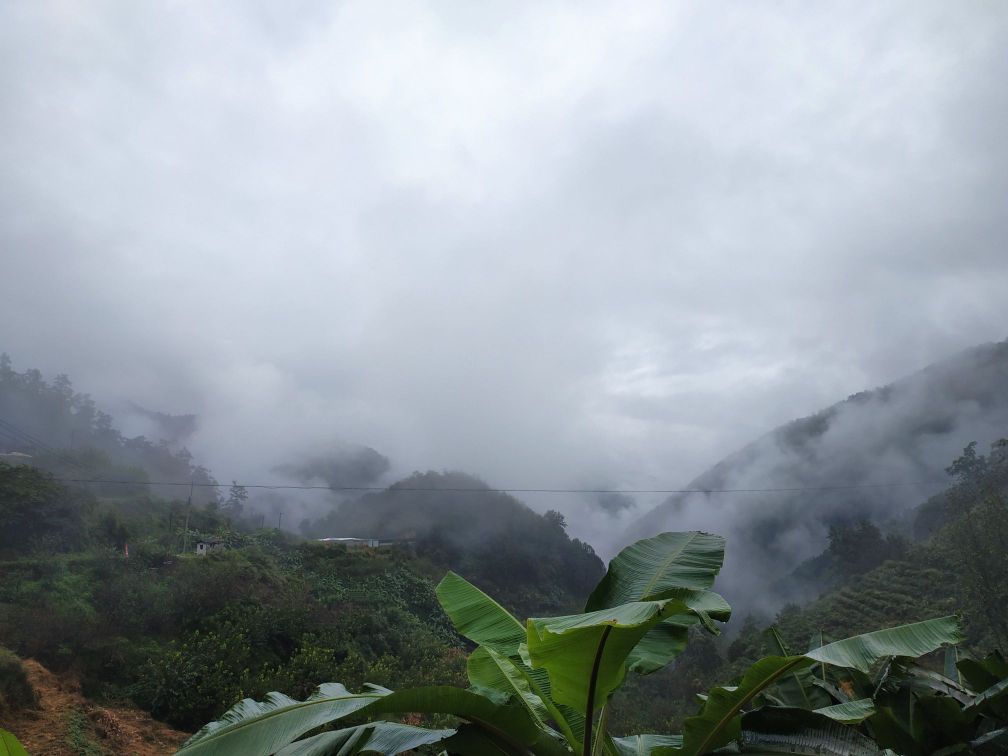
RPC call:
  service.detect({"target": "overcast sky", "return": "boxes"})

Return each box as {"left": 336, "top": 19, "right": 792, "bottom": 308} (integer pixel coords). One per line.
{"left": 2, "top": 2, "right": 1007, "bottom": 543}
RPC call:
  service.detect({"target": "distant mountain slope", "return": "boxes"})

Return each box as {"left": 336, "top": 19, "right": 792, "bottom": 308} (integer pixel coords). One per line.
{"left": 0, "top": 354, "right": 217, "bottom": 503}
{"left": 306, "top": 470, "right": 605, "bottom": 615}
{"left": 627, "top": 339, "right": 1008, "bottom": 610}
{"left": 767, "top": 439, "right": 1008, "bottom": 655}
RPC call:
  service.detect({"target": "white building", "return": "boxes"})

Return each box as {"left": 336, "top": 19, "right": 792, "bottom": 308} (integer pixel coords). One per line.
{"left": 0, "top": 452, "right": 33, "bottom": 466}
{"left": 195, "top": 538, "right": 225, "bottom": 555}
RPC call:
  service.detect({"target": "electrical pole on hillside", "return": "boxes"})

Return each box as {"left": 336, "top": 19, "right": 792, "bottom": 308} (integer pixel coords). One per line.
{"left": 278, "top": 511, "right": 283, "bottom": 530}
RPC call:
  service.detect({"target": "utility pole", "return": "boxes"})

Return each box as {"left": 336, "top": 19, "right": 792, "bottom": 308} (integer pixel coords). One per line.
{"left": 278, "top": 511, "right": 283, "bottom": 530}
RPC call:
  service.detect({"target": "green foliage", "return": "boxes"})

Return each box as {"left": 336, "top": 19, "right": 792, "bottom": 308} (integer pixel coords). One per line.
{"left": 181, "top": 532, "right": 969, "bottom": 756}
{"left": 273, "top": 722, "right": 455, "bottom": 756}
{"left": 0, "top": 647, "right": 37, "bottom": 713}
{"left": 0, "top": 728, "right": 29, "bottom": 756}
{"left": 64, "top": 708, "right": 105, "bottom": 756}
{"left": 0, "top": 462, "right": 93, "bottom": 554}
{"left": 826, "top": 520, "right": 907, "bottom": 580}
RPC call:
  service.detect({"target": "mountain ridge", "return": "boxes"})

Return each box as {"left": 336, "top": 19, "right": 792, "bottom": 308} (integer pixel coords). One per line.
{"left": 627, "top": 338, "right": 1008, "bottom": 609}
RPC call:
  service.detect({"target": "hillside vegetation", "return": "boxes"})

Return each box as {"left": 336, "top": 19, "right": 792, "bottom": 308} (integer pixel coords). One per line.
{"left": 0, "top": 360, "right": 605, "bottom": 733}
{"left": 2, "top": 354, "right": 1007, "bottom": 749}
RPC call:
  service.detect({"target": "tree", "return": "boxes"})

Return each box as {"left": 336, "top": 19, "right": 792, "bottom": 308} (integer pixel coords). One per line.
{"left": 223, "top": 481, "right": 248, "bottom": 519}
{"left": 946, "top": 441, "right": 989, "bottom": 484}
{"left": 827, "top": 520, "right": 906, "bottom": 579}
{"left": 0, "top": 462, "right": 92, "bottom": 554}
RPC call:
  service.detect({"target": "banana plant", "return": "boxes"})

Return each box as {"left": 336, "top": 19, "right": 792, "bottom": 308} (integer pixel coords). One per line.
{"left": 176, "top": 532, "right": 964, "bottom": 756}
{"left": 725, "top": 628, "right": 1008, "bottom": 755}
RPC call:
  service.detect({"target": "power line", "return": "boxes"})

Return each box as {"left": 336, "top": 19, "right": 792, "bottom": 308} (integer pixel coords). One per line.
{"left": 47, "top": 476, "right": 944, "bottom": 495}
{"left": 0, "top": 416, "right": 947, "bottom": 496}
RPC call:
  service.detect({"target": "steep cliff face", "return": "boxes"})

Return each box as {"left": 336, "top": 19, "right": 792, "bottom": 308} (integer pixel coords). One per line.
{"left": 627, "top": 339, "right": 1008, "bottom": 609}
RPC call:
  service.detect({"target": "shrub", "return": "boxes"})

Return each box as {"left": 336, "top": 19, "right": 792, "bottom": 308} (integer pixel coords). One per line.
{"left": 0, "top": 646, "right": 37, "bottom": 712}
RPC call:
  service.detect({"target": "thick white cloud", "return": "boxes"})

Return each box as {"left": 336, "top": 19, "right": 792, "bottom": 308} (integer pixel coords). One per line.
{"left": 1, "top": 1, "right": 1007, "bottom": 548}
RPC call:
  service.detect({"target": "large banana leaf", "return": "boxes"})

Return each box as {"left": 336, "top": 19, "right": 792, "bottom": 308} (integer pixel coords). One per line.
{"left": 0, "top": 729, "right": 29, "bottom": 756}
{"left": 273, "top": 723, "right": 455, "bottom": 756}
{"left": 436, "top": 571, "right": 526, "bottom": 656}
{"left": 176, "top": 683, "right": 388, "bottom": 756}
{"left": 679, "top": 656, "right": 813, "bottom": 756}
{"left": 527, "top": 599, "right": 692, "bottom": 712}
{"left": 804, "top": 616, "right": 964, "bottom": 673}
{"left": 624, "top": 615, "right": 694, "bottom": 675}
{"left": 467, "top": 646, "right": 553, "bottom": 729}
{"left": 585, "top": 533, "right": 728, "bottom": 678}
{"left": 676, "top": 616, "right": 962, "bottom": 755}
{"left": 625, "top": 588, "right": 731, "bottom": 675}
{"left": 364, "top": 686, "right": 545, "bottom": 748}
{"left": 586, "top": 532, "right": 725, "bottom": 611}
{"left": 739, "top": 707, "right": 883, "bottom": 755}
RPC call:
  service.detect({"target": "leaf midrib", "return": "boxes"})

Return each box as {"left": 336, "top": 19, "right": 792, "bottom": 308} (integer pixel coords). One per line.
{"left": 638, "top": 532, "right": 699, "bottom": 601}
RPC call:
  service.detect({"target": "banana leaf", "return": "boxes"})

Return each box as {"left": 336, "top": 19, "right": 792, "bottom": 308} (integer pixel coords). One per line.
{"left": 176, "top": 683, "right": 388, "bottom": 756}
{"left": 583, "top": 533, "right": 728, "bottom": 679}
{"left": 528, "top": 598, "right": 708, "bottom": 712}
{"left": 739, "top": 707, "right": 883, "bottom": 755}
{"left": 364, "top": 686, "right": 546, "bottom": 748}
{"left": 972, "top": 727, "right": 1008, "bottom": 755}
{"left": 467, "top": 646, "right": 553, "bottom": 730}
{"left": 627, "top": 591, "right": 731, "bottom": 675}
{"left": 273, "top": 722, "right": 455, "bottom": 755}
{"left": 679, "top": 656, "right": 814, "bottom": 755}
{"left": 957, "top": 651, "right": 1008, "bottom": 693}
{"left": 675, "top": 616, "right": 962, "bottom": 755}
{"left": 804, "top": 617, "right": 964, "bottom": 673}
{"left": 611, "top": 733, "right": 682, "bottom": 755}
{"left": 944, "top": 646, "right": 960, "bottom": 686}
{"left": 963, "top": 676, "right": 1008, "bottom": 718}
{"left": 436, "top": 571, "right": 526, "bottom": 656}
{"left": 586, "top": 532, "right": 725, "bottom": 610}
{"left": 625, "top": 615, "right": 694, "bottom": 675}
{"left": 761, "top": 627, "right": 831, "bottom": 710}
{"left": 0, "top": 729, "right": 29, "bottom": 756}
{"left": 882, "top": 658, "right": 974, "bottom": 705}
{"left": 812, "top": 698, "right": 875, "bottom": 724}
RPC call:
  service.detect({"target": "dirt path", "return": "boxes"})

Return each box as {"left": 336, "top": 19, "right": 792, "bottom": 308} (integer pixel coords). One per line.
{"left": 2, "top": 659, "right": 189, "bottom": 755}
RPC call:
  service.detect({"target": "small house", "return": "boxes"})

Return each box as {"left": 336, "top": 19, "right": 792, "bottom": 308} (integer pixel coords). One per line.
{"left": 195, "top": 538, "right": 225, "bottom": 556}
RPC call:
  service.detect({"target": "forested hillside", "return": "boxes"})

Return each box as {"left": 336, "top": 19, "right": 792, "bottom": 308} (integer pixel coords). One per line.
{"left": 0, "top": 355, "right": 217, "bottom": 504}
{"left": 628, "top": 339, "right": 1008, "bottom": 608}
{"left": 0, "top": 359, "right": 605, "bottom": 743}
{"left": 609, "top": 437, "right": 1008, "bottom": 735}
